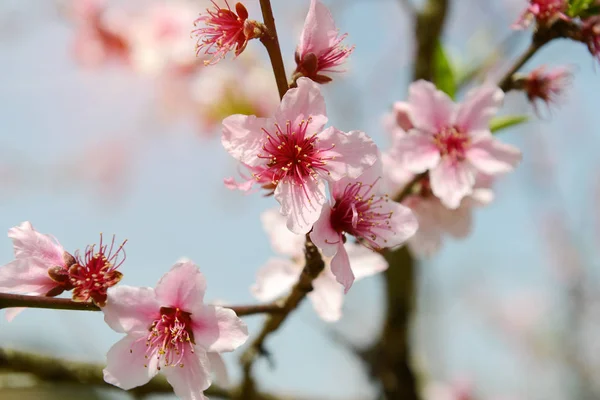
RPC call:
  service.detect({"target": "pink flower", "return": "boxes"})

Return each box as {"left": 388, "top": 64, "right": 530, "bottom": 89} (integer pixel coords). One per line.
{"left": 295, "top": 0, "right": 354, "bottom": 83}
{"left": 403, "top": 176, "right": 494, "bottom": 257}
{"left": 310, "top": 161, "right": 418, "bottom": 292}
{"left": 222, "top": 77, "right": 378, "bottom": 233}
{"left": 69, "top": 0, "right": 131, "bottom": 67}
{"left": 391, "top": 81, "right": 521, "bottom": 209}
{"left": 69, "top": 235, "right": 126, "bottom": 306}
{"left": 512, "top": 0, "right": 569, "bottom": 29}
{"left": 424, "top": 379, "right": 474, "bottom": 400}
{"left": 193, "top": 1, "right": 263, "bottom": 66}
{"left": 0, "top": 222, "right": 74, "bottom": 314}
{"left": 521, "top": 66, "right": 572, "bottom": 114}
{"left": 252, "top": 209, "right": 387, "bottom": 321}
{"left": 102, "top": 261, "right": 248, "bottom": 399}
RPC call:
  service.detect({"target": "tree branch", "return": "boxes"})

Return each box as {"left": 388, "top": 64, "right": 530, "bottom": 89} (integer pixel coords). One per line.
{"left": 0, "top": 292, "right": 283, "bottom": 317}
{"left": 258, "top": 0, "right": 289, "bottom": 100}
{"left": 239, "top": 236, "right": 325, "bottom": 399}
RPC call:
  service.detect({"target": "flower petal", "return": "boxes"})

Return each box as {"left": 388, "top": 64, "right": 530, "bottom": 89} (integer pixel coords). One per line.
{"left": 155, "top": 261, "right": 207, "bottom": 310}
{"left": 103, "top": 286, "right": 160, "bottom": 334}
{"left": 222, "top": 114, "right": 270, "bottom": 166}
{"left": 103, "top": 334, "right": 159, "bottom": 390}
{"left": 392, "top": 101, "right": 415, "bottom": 131}
{"left": 4, "top": 308, "right": 25, "bottom": 322}
{"left": 310, "top": 203, "right": 341, "bottom": 257}
{"left": 275, "top": 77, "right": 327, "bottom": 134}
{"left": 345, "top": 243, "right": 388, "bottom": 281}
{"left": 8, "top": 221, "right": 64, "bottom": 267}
{"left": 455, "top": 84, "right": 503, "bottom": 132}
{"left": 162, "top": 349, "right": 211, "bottom": 400}
{"left": 298, "top": 0, "right": 338, "bottom": 56}
{"left": 251, "top": 258, "right": 302, "bottom": 302}
{"left": 0, "top": 258, "right": 57, "bottom": 294}
{"left": 260, "top": 208, "right": 305, "bottom": 257}
{"left": 467, "top": 133, "right": 522, "bottom": 175}
{"left": 192, "top": 306, "right": 249, "bottom": 353}
{"left": 275, "top": 177, "right": 326, "bottom": 234}
{"left": 317, "top": 128, "right": 379, "bottom": 181}
{"left": 207, "top": 352, "right": 229, "bottom": 387}
{"left": 407, "top": 80, "right": 455, "bottom": 132}
{"left": 370, "top": 201, "right": 419, "bottom": 249}
{"left": 330, "top": 242, "right": 355, "bottom": 293}
{"left": 392, "top": 131, "right": 440, "bottom": 173}
{"left": 429, "top": 159, "right": 475, "bottom": 209}
{"left": 308, "top": 270, "right": 345, "bottom": 322}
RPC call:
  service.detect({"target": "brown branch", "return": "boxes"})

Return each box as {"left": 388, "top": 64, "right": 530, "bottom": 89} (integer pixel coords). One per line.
{"left": 258, "top": 0, "right": 289, "bottom": 100}
{"left": 239, "top": 236, "right": 325, "bottom": 399}
{"left": 0, "top": 292, "right": 283, "bottom": 317}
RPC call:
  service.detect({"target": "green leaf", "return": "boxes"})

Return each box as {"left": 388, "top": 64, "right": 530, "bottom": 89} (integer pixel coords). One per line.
{"left": 568, "top": 0, "right": 598, "bottom": 17}
{"left": 433, "top": 41, "right": 456, "bottom": 99}
{"left": 490, "top": 115, "right": 529, "bottom": 133}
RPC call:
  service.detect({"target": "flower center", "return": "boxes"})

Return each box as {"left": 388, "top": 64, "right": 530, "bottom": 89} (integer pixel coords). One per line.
{"left": 69, "top": 235, "right": 126, "bottom": 306}
{"left": 255, "top": 119, "right": 334, "bottom": 187}
{"left": 329, "top": 180, "right": 393, "bottom": 249}
{"left": 433, "top": 126, "right": 470, "bottom": 161}
{"left": 144, "top": 307, "right": 195, "bottom": 369}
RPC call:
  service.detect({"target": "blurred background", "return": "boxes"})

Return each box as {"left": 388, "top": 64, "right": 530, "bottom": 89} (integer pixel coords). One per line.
{"left": 1, "top": 0, "right": 600, "bottom": 399}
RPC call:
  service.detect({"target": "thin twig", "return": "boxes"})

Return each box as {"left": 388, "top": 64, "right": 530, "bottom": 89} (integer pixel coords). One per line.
{"left": 258, "top": 0, "right": 289, "bottom": 99}
{"left": 0, "top": 292, "right": 283, "bottom": 317}
{"left": 239, "top": 236, "right": 325, "bottom": 399}
{"left": 497, "top": 42, "right": 540, "bottom": 92}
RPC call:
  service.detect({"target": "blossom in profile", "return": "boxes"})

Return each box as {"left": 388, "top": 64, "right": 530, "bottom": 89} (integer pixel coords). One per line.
{"left": 252, "top": 209, "right": 388, "bottom": 321}
{"left": 102, "top": 261, "right": 248, "bottom": 399}
{"left": 222, "top": 77, "right": 378, "bottom": 234}
{"left": 193, "top": 1, "right": 263, "bottom": 65}
{"left": 391, "top": 80, "right": 521, "bottom": 209}
{"left": 69, "top": 235, "right": 126, "bottom": 306}
{"left": 519, "top": 66, "right": 572, "bottom": 114}
{"left": 294, "top": 0, "right": 354, "bottom": 83}
{"left": 512, "top": 0, "right": 569, "bottom": 29}
{"left": 0, "top": 222, "right": 74, "bottom": 320}
{"left": 310, "top": 161, "right": 418, "bottom": 292}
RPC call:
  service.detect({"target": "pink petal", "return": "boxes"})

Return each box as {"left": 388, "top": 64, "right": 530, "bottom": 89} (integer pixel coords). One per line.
{"left": 298, "top": 0, "right": 338, "bottom": 56}
{"left": 407, "top": 80, "right": 455, "bottom": 132}
{"left": 192, "top": 306, "right": 249, "bottom": 353}
{"left": 392, "top": 131, "right": 440, "bottom": 173}
{"left": 8, "top": 221, "right": 64, "bottom": 267}
{"left": 275, "top": 177, "right": 326, "bottom": 234}
{"left": 103, "top": 333, "right": 159, "bottom": 390}
{"left": 381, "top": 152, "right": 415, "bottom": 195}
{"left": 345, "top": 243, "right": 388, "bottom": 281}
{"left": 429, "top": 159, "right": 476, "bottom": 209}
{"left": 317, "top": 128, "right": 379, "bottom": 181}
{"left": 469, "top": 187, "right": 495, "bottom": 206}
{"left": 308, "top": 270, "right": 345, "bottom": 322}
{"left": 370, "top": 201, "right": 419, "bottom": 249}
{"left": 4, "top": 308, "right": 25, "bottom": 322}
{"left": 222, "top": 114, "right": 270, "bottom": 167}
{"left": 392, "top": 101, "right": 415, "bottom": 131}
{"left": 163, "top": 350, "right": 211, "bottom": 400}
{"left": 467, "top": 133, "right": 522, "bottom": 175}
{"left": 251, "top": 258, "right": 302, "bottom": 302}
{"left": 223, "top": 176, "right": 255, "bottom": 192}
{"left": 0, "top": 258, "right": 57, "bottom": 294}
{"left": 207, "top": 352, "right": 229, "bottom": 387}
{"left": 404, "top": 197, "right": 444, "bottom": 258}
{"left": 310, "top": 204, "right": 341, "bottom": 257}
{"left": 455, "top": 84, "right": 503, "bottom": 132}
{"left": 260, "top": 208, "right": 305, "bottom": 257}
{"left": 155, "top": 261, "right": 207, "bottom": 311}
{"left": 275, "top": 77, "right": 327, "bottom": 134}
{"left": 438, "top": 204, "right": 473, "bottom": 239}
{"left": 103, "top": 286, "right": 160, "bottom": 334}
{"left": 330, "top": 242, "right": 355, "bottom": 293}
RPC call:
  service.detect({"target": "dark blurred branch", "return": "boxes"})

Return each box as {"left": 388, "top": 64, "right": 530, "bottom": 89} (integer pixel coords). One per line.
{"left": 0, "top": 292, "right": 283, "bottom": 317}
{"left": 239, "top": 236, "right": 325, "bottom": 399}
{"left": 413, "top": 0, "right": 449, "bottom": 81}
{"left": 258, "top": 0, "right": 289, "bottom": 99}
